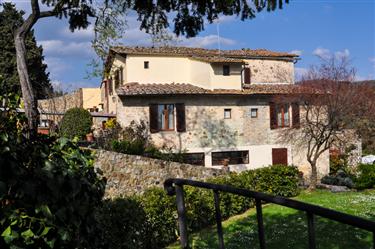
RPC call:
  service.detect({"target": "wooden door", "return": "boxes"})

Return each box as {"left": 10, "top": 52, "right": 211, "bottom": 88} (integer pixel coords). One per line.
{"left": 272, "top": 148, "right": 288, "bottom": 165}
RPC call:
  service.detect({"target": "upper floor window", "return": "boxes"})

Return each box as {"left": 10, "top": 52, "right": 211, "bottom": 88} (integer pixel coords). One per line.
{"left": 277, "top": 104, "right": 290, "bottom": 127}
{"left": 224, "top": 108, "right": 231, "bottom": 119}
{"left": 270, "top": 103, "right": 300, "bottom": 129}
{"left": 250, "top": 108, "right": 258, "bottom": 118}
{"left": 223, "top": 65, "right": 230, "bottom": 76}
{"left": 149, "top": 103, "right": 186, "bottom": 133}
{"left": 144, "top": 61, "right": 149, "bottom": 69}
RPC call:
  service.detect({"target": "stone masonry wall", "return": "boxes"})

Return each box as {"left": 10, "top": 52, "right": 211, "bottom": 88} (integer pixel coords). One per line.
{"left": 94, "top": 150, "right": 228, "bottom": 197}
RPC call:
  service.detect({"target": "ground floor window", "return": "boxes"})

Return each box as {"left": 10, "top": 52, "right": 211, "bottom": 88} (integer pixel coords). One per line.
{"left": 212, "top": 150, "right": 249, "bottom": 166}
{"left": 272, "top": 148, "right": 288, "bottom": 165}
{"left": 182, "top": 153, "right": 205, "bottom": 166}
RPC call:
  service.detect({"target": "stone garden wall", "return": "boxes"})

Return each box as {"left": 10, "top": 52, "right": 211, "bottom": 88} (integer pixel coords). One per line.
{"left": 93, "top": 150, "right": 228, "bottom": 197}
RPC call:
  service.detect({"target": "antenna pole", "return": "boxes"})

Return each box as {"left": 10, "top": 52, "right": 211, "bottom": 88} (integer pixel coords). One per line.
{"left": 216, "top": 21, "right": 221, "bottom": 54}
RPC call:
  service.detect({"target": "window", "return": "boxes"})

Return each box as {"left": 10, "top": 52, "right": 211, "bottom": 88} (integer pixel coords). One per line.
{"left": 272, "top": 148, "right": 288, "bottom": 165}
{"left": 182, "top": 153, "right": 205, "bottom": 166}
{"left": 250, "top": 108, "right": 258, "bottom": 118}
{"left": 270, "top": 103, "right": 290, "bottom": 129}
{"left": 212, "top": 151, "right": 249, "bottom": 166}
{"left": 157, "top": 104, "right": 174, "bottom": 131}
{"left": 224, "top": 108, "right": 231, "bottom": 119}
{"left": 223, "top": 65, "right": 230, "bottom": 76}
{"left": 150, "top": 103, "right": 186, "bottom": 133}
{"left": 108, "top": 78, "right": 113, "bottom": 95}
{"left": 114, "top": 70, "right": 120, "bottom": 89}
{"left": 39, "top": 119, "right": 50, "bottom": 128}
{"left": 144, "top": 61, "right": 149, "bottom": 69}
{"left": 244, "top": 67, "right": 251, "bottom": 84}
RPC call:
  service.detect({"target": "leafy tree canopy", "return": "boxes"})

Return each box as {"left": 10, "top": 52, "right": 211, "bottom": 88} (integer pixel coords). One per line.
{"left": 0, "top": 3, "right": 52, "bottom": 99}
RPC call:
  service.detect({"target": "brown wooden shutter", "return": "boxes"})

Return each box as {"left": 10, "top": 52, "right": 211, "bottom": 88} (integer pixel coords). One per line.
{"left": 149, "top": 104, "right": 159, "bottom": 133}
{"left": 272, "top": 148, "right": 288, "bottom": 165}
{"left": 244, "top": 67, "right": 251, "bottom": 84}
{"left": 292, "top": 102, "right": 300, "bottom": 128}
{"left": 269, "top": 102, "right": 277, "bottom": 129}
{"left": 176, "top": 103, "right": 186, "bottom": 132}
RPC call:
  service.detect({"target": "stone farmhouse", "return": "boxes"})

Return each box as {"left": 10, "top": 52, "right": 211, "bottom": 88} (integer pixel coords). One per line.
{"left": 101, "top": 46, "right": 329, "bottom": 179}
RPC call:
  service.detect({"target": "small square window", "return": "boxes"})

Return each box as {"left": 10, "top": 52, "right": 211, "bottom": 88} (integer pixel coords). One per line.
{"left": 223, "top": 65, "right": 230, "bottom": 76}
{"left": 250, "top": 108, "right": 258, "bottom": 118}
{"left": 144, "top": 61, "right": 149, "bottom": 69}
{"left": 224, "top": 109, "right": 231, "bottom": 119}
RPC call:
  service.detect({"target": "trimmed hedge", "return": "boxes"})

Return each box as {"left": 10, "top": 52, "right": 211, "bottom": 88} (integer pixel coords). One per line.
{"left": 95, "top": 164, "right": 300, "bottom": 248}
{"left": 60, "top": 107, "right": 92, "bottom": 139}
{"left": 355, "top": 163, "right": 375, "bottom": 190}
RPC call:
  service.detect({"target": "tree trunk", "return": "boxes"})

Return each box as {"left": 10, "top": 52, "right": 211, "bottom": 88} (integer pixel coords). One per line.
{"left": 308, "top": 160, "right": 318, "bottom": 191}
{"left": 14, "top": 31, "right": 39, "bottom": 136}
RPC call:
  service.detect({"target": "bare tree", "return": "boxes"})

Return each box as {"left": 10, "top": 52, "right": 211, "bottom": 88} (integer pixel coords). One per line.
{"left": 278, "top": 56, "right": 375, "bottom": 190}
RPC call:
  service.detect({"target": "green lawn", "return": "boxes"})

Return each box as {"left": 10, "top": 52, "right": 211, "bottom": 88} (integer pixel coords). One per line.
{"left": 167, "top": 190, "right": 375, "bottom": 249}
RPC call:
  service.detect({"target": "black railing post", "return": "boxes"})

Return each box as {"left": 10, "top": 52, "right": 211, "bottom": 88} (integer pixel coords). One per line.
{"left": 213, "top": 190, "right": 225, "bottom": 249}
{"left": 175, "top": 184, "right": 189, "bottom": 249}
{"left": 307, "top": 212, "right": 316, "bottom": 249}
{"left": 255, "top": 199, "right": 266, "bottom": 249}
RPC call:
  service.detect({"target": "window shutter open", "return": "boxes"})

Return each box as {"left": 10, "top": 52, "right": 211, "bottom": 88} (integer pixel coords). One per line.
{"left": 149, "top": 104, "right": 158, "bottom": 133}
{"left": 176, "top": 103, "right": 186, "bottom": 132}
{"left": 269, "top": 102, "right": 277, "bottom": 129}
{"left": 244, "top": 67, "right": 251, "bottom": 84}
{"left": 292, "top": 102, "right": 300, "bottom": 128}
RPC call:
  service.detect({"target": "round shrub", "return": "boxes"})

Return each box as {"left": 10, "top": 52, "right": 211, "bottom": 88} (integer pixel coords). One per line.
{"left": 60, "top": 107, "right": 92, "bottom": 139}
{"left": 355, "top": 163, "right": 375, "bottom": 190}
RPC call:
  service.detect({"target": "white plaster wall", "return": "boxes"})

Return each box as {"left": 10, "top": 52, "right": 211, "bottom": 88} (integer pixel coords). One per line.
{"left": 210, "top": 63, "right": 242, "bottom": 89}
{"left": 126, "top": 55, "right": 191, "bottom": 84}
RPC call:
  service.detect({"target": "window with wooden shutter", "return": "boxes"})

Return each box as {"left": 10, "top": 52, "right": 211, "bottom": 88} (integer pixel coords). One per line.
{"left": 272, "top": 148, "right": 288, "bottom": 165}
{"left": 244, "top": 67, "right": 251, "bottom": 84}
{"left": 149, "top": 104, "right": 159, "bottom": 133}
{"left": 269, "top": 102, "right": 277, "bottom": 129}
{"left": 292, "top": 102, "right": 300, "bottom": 128}
{"left": 176, "top": 103, "right": 186, "bottom": 132}
{"left": 270, "top": 103, "right": 291, "bottom": 129}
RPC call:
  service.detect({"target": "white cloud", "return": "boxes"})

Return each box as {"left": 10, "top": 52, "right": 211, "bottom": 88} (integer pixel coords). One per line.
{"left": 289, "top": 50, "right": 302, "bottom": 56}
{"left": 312, "top": 47, "right": 351, "bottom": 60}
{"left": 335, "top": 49, "right": 350, "bottom": 59}
{"left": 313, "top": 47, "right": 331, "bottom": 59}
{"left": 38, "top": 40, "right": 93, "bottom": 57}
{"left": 44, "top": 57, "right": 71, "bottom": 78}
{"left": 181, "top": 35, "right": 237, "bottom": 48}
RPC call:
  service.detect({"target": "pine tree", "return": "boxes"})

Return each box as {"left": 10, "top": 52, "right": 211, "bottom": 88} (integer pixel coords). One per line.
{"left": 0, "top": 3, "right": 52, "bottom": 99}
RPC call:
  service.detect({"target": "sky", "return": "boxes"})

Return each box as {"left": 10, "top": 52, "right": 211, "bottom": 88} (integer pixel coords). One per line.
{"left": 6, "top": 0, "right": 375, "bottom": 91}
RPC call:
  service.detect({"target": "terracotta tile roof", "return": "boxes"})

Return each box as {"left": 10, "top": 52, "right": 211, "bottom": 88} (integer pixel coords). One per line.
{"left": 190, "top": 56, "right": 245, "bottom": 63}
{"left": 110, "top": 46, "right": 298, "bottom": 59}
{"left": 116, "top": 83, "right": 315, "bottom": 96}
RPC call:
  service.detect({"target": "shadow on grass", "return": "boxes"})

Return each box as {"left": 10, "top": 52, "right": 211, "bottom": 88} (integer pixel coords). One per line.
{"left": 190, "top": 210, "right": 374, "bottom": 249}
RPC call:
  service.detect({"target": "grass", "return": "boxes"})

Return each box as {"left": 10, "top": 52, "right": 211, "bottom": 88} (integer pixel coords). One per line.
{"left": 167, "top": 190, "right": 375, "bottom": 249}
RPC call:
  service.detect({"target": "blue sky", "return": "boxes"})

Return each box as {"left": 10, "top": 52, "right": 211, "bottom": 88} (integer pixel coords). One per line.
{"left": 8, "top": 0, "right": 375, "bottom": 91}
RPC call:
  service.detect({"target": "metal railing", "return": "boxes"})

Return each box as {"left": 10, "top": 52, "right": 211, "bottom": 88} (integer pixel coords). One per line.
{"left": 164, "top": 178, "right": 375, "bottom": 249}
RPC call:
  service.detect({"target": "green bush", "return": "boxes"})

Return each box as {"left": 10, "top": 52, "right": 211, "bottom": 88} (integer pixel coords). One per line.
{"left": 321, "top": 170, "right": 355, "bottom": 188}
{"left": 60, "top": 107, "right": 92, "bottom": 139}
{"left": 95, "top": 198, "right": 148, "bottom": 249}
{"left": 355, "top": 163, "right": 375, "bottom": 190}
{"left": 141, "top": 188, "right": 177, "bottom": 248}
{"left": 99, "top": 165, "right": 300, "bottom": 249}
{"left": 0, "top": 95, "right": 106, "bottom": 248}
